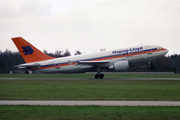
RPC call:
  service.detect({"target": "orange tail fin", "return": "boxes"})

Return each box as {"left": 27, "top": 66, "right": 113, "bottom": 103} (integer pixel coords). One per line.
{"left": 12, "top": 37, "right": 54, "bottom": 63}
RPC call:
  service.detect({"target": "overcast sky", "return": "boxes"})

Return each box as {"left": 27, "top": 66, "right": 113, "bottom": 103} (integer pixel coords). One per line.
{"left": 0, "top": 0, "right": 180, "bottom": 55}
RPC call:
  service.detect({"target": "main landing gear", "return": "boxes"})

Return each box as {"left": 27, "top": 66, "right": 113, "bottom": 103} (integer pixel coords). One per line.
{"left": 95, "top": 74, "right": 104, "bottom": 79}
{"left": 94, "top": 67, "right": 104, "bottom": 79}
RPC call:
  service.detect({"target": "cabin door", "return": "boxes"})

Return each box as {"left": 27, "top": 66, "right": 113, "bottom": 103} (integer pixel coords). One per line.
{"left": 54, "top": 60, "right": 60, "bottom": 69}
{"left": 146, "top": 46, "right": 152, "bottom": 55}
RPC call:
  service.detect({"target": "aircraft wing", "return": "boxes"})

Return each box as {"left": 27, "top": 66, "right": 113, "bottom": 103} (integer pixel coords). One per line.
{"left": 77, "top": 60, "right": 111, "bottom": 67}
{"left": 15, "top": 63, "right": 41, "bottom": 69}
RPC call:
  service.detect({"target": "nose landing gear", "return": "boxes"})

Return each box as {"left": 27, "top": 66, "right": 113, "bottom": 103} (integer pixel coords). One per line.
{"left": 147, "top": 62, "right": 151, "bottom": 70}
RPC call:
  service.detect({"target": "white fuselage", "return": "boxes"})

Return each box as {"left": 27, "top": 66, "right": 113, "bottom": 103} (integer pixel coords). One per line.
{"left": 22, "top": 45, "right": 168, "bottom": 73}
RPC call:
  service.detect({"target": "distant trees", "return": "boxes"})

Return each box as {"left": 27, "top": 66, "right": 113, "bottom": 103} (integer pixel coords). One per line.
{"left": 43, "top": 49, "right": 71, "bottom": 57}
{"left": 0, "top": 49, "right": 24, "bottom": 73}
{"left": 0, "top": 49, "right": 180, "bottom": 73}
{"left": 75, "top": 50, "right": 82, "bottom": 55}
{"left": 128, "top": 55, "right": 180, "bottom": 72}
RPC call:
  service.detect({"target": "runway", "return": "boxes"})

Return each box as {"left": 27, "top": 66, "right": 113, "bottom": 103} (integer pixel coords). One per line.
{"left": 1, "top": 100, "right": 180, "bottom": 106}
{"left": 1, "top": 78, "right": 180, "bottom": 80}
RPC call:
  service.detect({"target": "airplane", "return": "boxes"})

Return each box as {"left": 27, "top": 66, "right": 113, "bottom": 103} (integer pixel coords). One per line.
{"left": 12, "top": 37, "right": 168, "bottom": 79}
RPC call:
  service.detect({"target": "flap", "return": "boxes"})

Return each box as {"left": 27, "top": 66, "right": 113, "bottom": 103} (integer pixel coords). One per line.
{"left": 77, "top": 60, "right": 110, "bottom": 67}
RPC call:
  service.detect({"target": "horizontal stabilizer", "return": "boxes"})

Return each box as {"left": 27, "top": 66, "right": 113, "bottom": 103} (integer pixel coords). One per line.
{"left": 15, "top": 63, "right": 40, "bottom": 69}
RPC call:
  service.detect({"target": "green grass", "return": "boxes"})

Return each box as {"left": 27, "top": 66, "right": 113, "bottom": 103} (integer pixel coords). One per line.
{"left": 0, "top": 73, "right": 180, "bottom": 78}
{"left": 0, "top": 80, "right": 180, "bottom": 100}
{"left": 1, "top": 74, "right": 180, "bottom": 119}
{"left": 0, "top": 106, "right": 180, "bottom": 120}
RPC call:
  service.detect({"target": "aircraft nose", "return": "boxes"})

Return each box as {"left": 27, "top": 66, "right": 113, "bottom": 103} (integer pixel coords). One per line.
{"left": 164, "top": 48, "right": 169, "bottom": 55}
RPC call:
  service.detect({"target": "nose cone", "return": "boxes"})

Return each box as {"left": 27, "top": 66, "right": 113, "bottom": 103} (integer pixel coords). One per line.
{"left": 163, "top": 48, "right": 169, "bottom": 55}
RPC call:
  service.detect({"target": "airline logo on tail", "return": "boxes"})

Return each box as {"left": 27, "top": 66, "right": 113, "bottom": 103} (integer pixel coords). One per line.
{"left": 22, "top": 46, "right": 34, "bottom": 55}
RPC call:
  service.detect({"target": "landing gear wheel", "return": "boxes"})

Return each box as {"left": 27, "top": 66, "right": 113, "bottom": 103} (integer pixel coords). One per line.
{"left": 94, "top": 74, "right": 104, "bottom": 79}
{"left": 100, "top": 74, "right": 104, "bottom": 79}
{"left": 95, "top": 74, "right": 99, "bottom": 79}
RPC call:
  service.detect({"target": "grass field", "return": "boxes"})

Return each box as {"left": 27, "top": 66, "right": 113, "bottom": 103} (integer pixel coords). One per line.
{"left": 1, "top": 73, "right": 180, "bottom": 120}
{"left": 0, "top": 77, "right": 180, "bottom": 100}
{"left": 0, "top": 106, "right": 180, "bottom": 120}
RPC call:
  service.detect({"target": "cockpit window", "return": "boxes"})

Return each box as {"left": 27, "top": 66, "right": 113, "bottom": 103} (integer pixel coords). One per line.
{"left": 159, "top": 47, "right": 162, "bottom": 49}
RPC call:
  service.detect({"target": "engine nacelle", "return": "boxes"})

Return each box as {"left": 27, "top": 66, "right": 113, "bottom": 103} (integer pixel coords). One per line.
{"left": 109, "top": 60, "right": 129, "bottom": 71}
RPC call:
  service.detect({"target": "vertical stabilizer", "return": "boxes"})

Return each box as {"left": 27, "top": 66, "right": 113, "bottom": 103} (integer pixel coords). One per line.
{"left": 12, "top": 37, "right": 54, "bottom": 63}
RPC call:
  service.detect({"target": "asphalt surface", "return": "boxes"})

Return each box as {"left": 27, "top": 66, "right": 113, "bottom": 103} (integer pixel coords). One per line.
{"left": 1, "top": 78, "right": 180, "bottom": 80}
{"left": 1, "top": 100, "right": 180, "bottom": 106}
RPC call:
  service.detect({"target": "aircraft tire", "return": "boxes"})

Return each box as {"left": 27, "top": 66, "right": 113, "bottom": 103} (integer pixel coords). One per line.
{"left": 95, "top": 74, "right": 99, "bottom": 79}
{"left": 95, "top": 74, "right": 104, "bottom": 79}
{"left": 100, "top": 74, "right": 104, "bottom": 79}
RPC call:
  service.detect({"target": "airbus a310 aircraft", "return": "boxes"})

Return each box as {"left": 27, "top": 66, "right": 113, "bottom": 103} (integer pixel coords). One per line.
{"left": 12, "top": 37, "right": 168, "bottom": 79}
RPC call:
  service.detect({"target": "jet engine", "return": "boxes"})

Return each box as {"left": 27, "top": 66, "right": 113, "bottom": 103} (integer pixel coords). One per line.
{"left": 108, "top": 60, "right": 129, "bottom": 71}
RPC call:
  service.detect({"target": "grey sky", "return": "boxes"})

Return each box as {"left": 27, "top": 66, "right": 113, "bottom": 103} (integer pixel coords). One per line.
{"left": 0, "top": 0, "right": 180, "bottom": 55}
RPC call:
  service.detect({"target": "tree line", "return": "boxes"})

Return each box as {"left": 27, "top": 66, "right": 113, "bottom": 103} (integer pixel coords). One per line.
{"left": 0, "top": 49, "right": 179, "bottom": 73}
